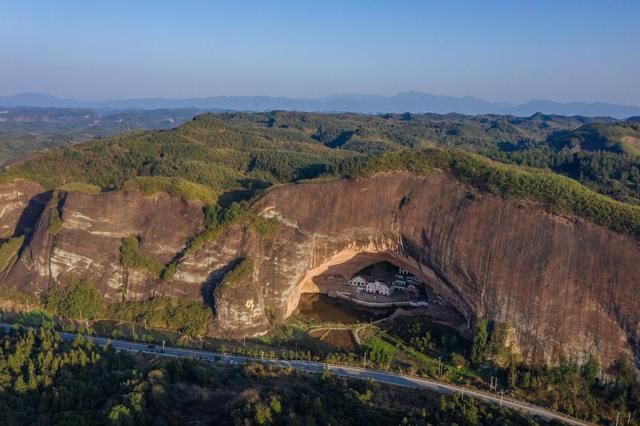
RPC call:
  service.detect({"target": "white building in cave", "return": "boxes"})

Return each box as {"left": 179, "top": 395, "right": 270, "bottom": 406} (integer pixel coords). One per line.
{"left": 348, "top": 275, "right": 367, "bottom": 287}
{"left": 364, "top": 280, "right": 391, "bottom": 296}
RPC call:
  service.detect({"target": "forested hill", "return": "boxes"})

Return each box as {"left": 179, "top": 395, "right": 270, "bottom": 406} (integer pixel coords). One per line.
{"left": 0, "top": 107, "right": 208, "bottom": 165}
{"left": 2, "top": 110, "right": 640, "bottom": 219}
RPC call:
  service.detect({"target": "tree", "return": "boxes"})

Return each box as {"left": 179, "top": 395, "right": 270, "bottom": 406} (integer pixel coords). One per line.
{"left": 582, "top": 355, "right": 599, "bottom": 386}
{"left": 471, "top": 318, "right": 488, "bottom": 365}
{"left": 451, "top": 353, "right": 467, "bottom": 369}
{"left": 507, "top": 356, "right": 518, "bottom": 389}
{"left": 269, "top": 395, "right": 282, "bottom": 414}
{"left": 46, "top": 278, "right": 104, "bottom": 320}
{"left": 107, "top": 404, "right": 134, "bottom": 426}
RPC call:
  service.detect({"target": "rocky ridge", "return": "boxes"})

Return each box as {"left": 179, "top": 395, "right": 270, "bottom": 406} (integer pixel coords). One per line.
{"left": 0, "top": 172, "right": 638, "bottom": 367}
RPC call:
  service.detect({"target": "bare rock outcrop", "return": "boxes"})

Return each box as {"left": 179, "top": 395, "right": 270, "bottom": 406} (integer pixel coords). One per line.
{"left": 3, "top": 189, "right": 205, "bottom": 301}
{"left": 2, "top": 172, "right": 639, "bottom": 366}
{"left": 0, "top": 180, "right": 48, "bottom": 240}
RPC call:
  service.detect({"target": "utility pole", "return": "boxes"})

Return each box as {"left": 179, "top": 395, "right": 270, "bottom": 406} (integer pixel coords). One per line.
{"left": 161, "top": 340, "right": 165, "bottom": 353}
{"left": 364, "top": 352, "right": 367, "bottom": 368}
{"left": 499, "top": 390, "right": 504, "bottom": 407}
{"left": 490, "top": 376, "right": 497, "bottom": 392}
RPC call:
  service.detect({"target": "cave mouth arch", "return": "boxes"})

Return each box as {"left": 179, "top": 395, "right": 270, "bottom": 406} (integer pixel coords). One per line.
{"left": 287, "top": 249, "right": 473, "bottom": 329}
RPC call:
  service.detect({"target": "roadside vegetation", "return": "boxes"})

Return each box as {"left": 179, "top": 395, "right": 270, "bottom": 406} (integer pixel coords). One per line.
{"left": 226, "top": 306, "right": 639, "bottom": 425}
{"left": 0, "top": 326, "right": 550, "bottom": 425}
{"left": 106, "top": 297, "right": 212, "bottom": 337}
{"left": 0, "top": 283, "right": 638, "bottom": 424}
{"left": 27, "top": 278, "right": 212, "bottom": 339}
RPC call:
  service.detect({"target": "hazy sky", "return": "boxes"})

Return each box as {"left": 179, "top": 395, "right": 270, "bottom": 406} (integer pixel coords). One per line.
{"left": 1, "top": 0, "right": 639, "bottom": 104}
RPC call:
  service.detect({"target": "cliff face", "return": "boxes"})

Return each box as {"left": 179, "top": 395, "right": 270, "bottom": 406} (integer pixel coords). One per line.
{"left": 248, "top": 173, "right": 640, "bottom": 365}
{"left": 1, "top": 173, "right": 639, "bottom": 366}
{"left": 3, "top": 188, "right": 205, "bottom": 302}
{"left": 0, "top": 180, "right": 48, "bottom": 240}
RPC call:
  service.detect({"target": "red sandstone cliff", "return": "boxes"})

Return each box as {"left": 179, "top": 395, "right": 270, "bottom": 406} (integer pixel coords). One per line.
{"left": 0, "top": 180, "right": 48, "bottom": 240}
{"left": 1, "top": 172, "right": 638, "bottom": 366}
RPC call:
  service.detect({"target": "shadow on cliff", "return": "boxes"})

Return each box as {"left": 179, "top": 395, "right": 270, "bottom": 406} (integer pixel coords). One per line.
{"left": 217, "top": 179, "right": 271, "bottom": 208}
{"left": 201, "top": 258, "right": 244, "bottom": 311}
{"left": 13, "top": 191, "right": 51, "bottom": 238}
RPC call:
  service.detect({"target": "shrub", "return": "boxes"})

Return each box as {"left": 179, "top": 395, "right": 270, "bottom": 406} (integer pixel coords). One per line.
{"left": 0, "top": 236, "right": 24, "bottom": 273}
{"left": 223, "top": 258, "right": 254, "bottom": 284}
{"left": 123, "top": 176, "right": 217, "bottom": 204}
{"left": 214, "top": 258, "right": 254, "bottom": 301}
{"left": 58, "top": 182, "right": 102, "bottom": 194}
{"left": 120, "top": 236, "right": 164, "bottom": 278}
{"left": 450, "top": 353, "right": 467, "bottom": 369}
{"left": 47, "top": 191, "right": 66, "bottom": 236}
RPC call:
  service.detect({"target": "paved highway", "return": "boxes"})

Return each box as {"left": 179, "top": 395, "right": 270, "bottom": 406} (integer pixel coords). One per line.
{"left": 0, "top": 323, "right": 590, "bottom": 425}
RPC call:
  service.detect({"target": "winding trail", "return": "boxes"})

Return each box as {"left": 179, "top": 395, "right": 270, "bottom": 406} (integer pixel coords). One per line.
{"left": 0, "top": 323, "right": 591, "bottom": 425}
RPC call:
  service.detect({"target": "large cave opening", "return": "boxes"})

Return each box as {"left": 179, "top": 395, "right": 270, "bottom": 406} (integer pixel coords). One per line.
{"left": 289, "top": 250, "right": 471, "bottom": 335}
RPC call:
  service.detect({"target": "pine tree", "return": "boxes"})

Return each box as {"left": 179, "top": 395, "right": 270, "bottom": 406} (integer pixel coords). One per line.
{"left": 470, "top": 318, "right": 488, "bottom": 365}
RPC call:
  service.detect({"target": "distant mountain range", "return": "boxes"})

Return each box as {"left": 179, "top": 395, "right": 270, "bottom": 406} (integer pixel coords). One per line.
{"left": 1, "top": 91, "right": 639, "bottom": 119}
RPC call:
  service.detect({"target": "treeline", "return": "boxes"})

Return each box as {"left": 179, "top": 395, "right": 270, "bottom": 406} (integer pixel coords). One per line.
{"left": 356, "top": 148, "right": 640, "bottom": 238}
{"left": 44, "top": 278, "right": 212, "bottom": 337}
{"left": 489, "top": 147, "right": 640, "bottom": 204}
{"left": 0, "top": 326, "right": 551, "bottom": 425}
{"left": 464, "top": 318, "right": 640, "bottom": 423}
{"left": 233, "top": 364, "right": 547, "bottom": 426}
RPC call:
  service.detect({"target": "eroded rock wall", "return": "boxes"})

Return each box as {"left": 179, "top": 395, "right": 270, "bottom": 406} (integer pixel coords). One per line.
{"left": 0, "top": 180, "right": 48, "bottom": 240}
{"left": 229, "top": 172, "right": 639, "bottom": 365}
{"left": 3, "top": 189, "right": 206, "bottom": 302}
{"left": 1, "top": 173, "right": 639, "bottom": 366}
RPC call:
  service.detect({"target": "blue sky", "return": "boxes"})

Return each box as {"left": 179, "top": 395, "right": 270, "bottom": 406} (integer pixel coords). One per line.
{"left": 1, "top": 0, "right": 639, "bottom": 104}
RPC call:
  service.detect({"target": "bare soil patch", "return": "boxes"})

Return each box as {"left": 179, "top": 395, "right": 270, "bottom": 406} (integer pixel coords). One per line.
{"left": 309, "top": 328, "right": 356, "bottom": 351}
